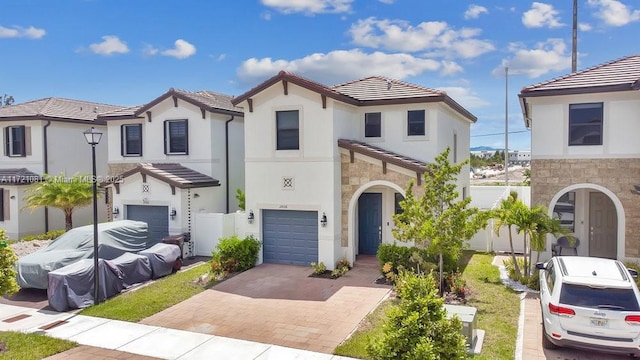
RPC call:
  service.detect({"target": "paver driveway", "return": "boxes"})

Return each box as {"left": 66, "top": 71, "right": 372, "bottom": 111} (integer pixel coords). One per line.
{"left": 140, "top": 256, "right": 391, "bottom": 354}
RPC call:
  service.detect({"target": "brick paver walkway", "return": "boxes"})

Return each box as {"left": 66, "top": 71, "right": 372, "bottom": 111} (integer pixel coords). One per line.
{"left": 141, "top": 257, "right": 391, "bottom": 354}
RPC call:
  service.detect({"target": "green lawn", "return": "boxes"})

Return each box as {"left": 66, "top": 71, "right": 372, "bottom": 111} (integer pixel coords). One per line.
{"left": 0, "top": 331, "right": 76, "bottom": 360}
{"left": 80, "top": 263, "right": 212, "bottom": 322}
{"left": 333, "top": 252, "right": 520, "bottom": 359}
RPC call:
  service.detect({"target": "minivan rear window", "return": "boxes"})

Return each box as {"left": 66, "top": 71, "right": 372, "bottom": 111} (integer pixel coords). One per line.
{"left": 560, "top": 284, "right": 640, "bottom": 311}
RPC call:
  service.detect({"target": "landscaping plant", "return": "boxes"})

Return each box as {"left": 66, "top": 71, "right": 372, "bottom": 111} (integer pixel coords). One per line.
{"left": 210, "top": 235, "right": 261, "bottom": 276}
{"left": 310, "top": 261, "right": 327, "bottom": 275}
{"left": 367, "top": 270, "right": 469, "bottom": 360}
{"left": 393, "top": 148, "right": 487, "bottom": 294}
{"left": 0, "top": 229, "right": 20, "bottom": 296}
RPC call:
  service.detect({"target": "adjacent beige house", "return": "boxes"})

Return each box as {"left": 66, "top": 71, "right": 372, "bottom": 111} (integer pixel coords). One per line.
{"left": 519, "top": 55, "right": 640, "bottom": 260}
{"left": 0, "top": 97, "right": 122, "bottom": 239}
{"left": 99, "top": 88, "right": 245, "bottom": 244}
{"left": 232, "top": 71, "right": 476, "bottom": 268}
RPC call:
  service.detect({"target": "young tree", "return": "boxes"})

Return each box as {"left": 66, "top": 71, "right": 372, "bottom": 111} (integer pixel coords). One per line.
{"left": 393, "top": 148, "right": 487, "bottom": 294}
{"left": 492, "top": 191, "right": 528, "bottom": 279}
{"left": 0, "top": 230, "right": 20, "bottom": 296}
{"left": 23, "top": 173, "right": 99, "bottom": 231}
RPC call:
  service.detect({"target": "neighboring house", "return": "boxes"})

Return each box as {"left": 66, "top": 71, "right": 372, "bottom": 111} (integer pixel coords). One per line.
{"left": 519, "top": 55, "right": 640, "bottom": 260}
{"left": 0, "top": 98, "right": 122, "bottom": 239}
{"left": 99, "top": 88, "right": 245, "bottom": 243}
{"left": 232, "top": 71, "right": 476, "bottom": 268}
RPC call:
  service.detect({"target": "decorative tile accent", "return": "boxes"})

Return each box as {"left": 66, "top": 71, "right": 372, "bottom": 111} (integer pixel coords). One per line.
{"left": 142, "top": 184, "right": 150, "bottom": 193}
{"left": 282, "top": 177, "right": 294, "bottom": 190}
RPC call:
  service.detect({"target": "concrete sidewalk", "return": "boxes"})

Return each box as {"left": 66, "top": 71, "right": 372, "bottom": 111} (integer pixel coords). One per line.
{"left": 0, "top": 303, "right": 356, "bottom": 360}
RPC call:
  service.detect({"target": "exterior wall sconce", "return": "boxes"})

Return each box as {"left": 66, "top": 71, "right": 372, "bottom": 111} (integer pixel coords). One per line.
{"left": 170, "top": 208, "right": 177, "bottom": 219}
{"left": 193, "top": 193, "right": 200, "bottom": 198}
{"left": 320, "top": 212, "right": 328, "bottom": 227}
{"left": 248, "top": 209, "right": 255, "bottom": 224}
{"left": 112, "top": 206, "right": 119, "bottom": 217}
{"left": 9, "top": 195, "right": 15, "bottom": 200}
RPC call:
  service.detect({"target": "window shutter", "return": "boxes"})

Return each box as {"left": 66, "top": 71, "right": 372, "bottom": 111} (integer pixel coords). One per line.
{"left": 2, "top": 189, "right": 8, "bottom": 221}
{"left": 163, "top": 121, "right": 168, "bottom": 154}
{"left": 137, "top": 124, "right": 143, "bottom": 156}
{"left": 24, "top": 126, "right": 31, "bottom": 156}
{"left": 3, "top": 128, "right": 8, "bottom": 157}
{"left": 184, "top": 121, "right": 189, "bottom": 155}
{"left": 120, "top": 125, "right": 125, "bottom": 156}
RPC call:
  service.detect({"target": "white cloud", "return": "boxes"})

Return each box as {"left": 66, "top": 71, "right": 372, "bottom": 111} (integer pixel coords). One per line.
{"left": 348, "top": 17, "right": 494, "bottom": 58}
{"left": 492, "top": 38, "right": 571, "bottom": 78}
{"left": 578, "top": 22, "right": 593, "bottom": 31}
{"left": 440, "top": 61, "right": 463, "bottom": 75}
{"left": 0, "top": 25, "right": 45, "bottom": 39}
{"left": 142, "top": 44, "right": 159, "bottom": 56}
{"left": 464, "top": 4, "right": 489, "bottom": 19}
{"left": 237, "top": 49, "right": 441, "bottom": 86}
{"left": 379, "top": 0, "right": 394, "bottom": 3}
{"left": 161, "top": 39, "right": 196, "bottom": 59}
{"left": 261, "top": 12, "right": 272, "bottom": 20}
{"left": 587, "top": 0, "right": 640, "bottom": 26}
{"left": 436, "top": 86, "right": 490, "bottom": 109}
{"left": 260, "top": 0, "right": 353, "bottom": 14}
{"left": 217, "top": 54, "right": 227, "bottom": 61}
{"left": 89, "top": 35, "right": 129, "bottom": 55}
{"left": 522, "top": 2, "right": 564, "bottom": 28}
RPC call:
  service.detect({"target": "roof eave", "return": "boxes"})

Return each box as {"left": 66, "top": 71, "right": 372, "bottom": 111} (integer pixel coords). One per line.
{"left": 520, "top": 84, "right": 636, "bottom": 98}
{"left": 135, "top": 89, "right": 243, "bottom": 117}
{"left": 0, "top": 115, "right": 105, "bottom": 125}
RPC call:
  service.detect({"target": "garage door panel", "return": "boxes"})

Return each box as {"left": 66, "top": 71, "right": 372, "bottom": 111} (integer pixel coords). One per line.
{"left": 126, "top": 205, "right": 169, "bottom": 247}
{"left": 263, "top": 210, "right": 318, "bottom": 266}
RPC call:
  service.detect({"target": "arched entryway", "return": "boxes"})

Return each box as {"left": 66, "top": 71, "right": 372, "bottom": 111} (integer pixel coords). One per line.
{"left": 347, "top": 180, "right": 406, "bottom": 261}
{"left": 549, "top": 183, "right": 625, "bottom": 259}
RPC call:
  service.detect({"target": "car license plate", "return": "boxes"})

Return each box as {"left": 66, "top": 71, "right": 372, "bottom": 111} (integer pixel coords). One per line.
{"left": 591, "top": 318, "right": 608, "bottom": 327}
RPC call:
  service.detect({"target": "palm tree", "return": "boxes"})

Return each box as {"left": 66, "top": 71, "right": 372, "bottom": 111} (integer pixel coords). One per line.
{"left": 530, "top": 210, "right": 572, "bottom": 266}
{"left": 23, "top": 173, "right": 99, "bottom": 231}
{"left": 492, "top": 191, "right": 526, "bottom": 279}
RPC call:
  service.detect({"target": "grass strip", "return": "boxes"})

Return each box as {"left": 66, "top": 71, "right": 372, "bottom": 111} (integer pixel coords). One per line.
{"left": 0, "top": 331, "right": 76, "bottom": 360}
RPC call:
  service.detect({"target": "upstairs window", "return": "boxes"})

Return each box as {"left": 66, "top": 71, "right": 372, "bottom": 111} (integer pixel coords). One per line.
{"left": 164, "top": 120, "right": 188, "bottom": 155}
{"left": 569, "top": 103, "right": 603, "bottom": 146}
{"left": 407, "top": 110, "right": 425, "bottom": 136}
{"left": 364, "top": 112, "right": 382, "bottom": 138}
{"left": 4, "top": 126, "right": 26, "bottom": 157}
{"left": 121, "top": 124, "right": 142, "bottom": 156}
{"left": 276, "top": 110, "right": 299, "bottom": 150}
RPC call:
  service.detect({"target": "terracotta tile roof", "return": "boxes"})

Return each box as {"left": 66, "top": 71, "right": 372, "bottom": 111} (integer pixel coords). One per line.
{"left": 332, "top": 76, "right": 444, "bottom": 101}
{"left": 0, "top": 168, "right": 41, "bottom": 184}
{"left": 98, "top": 105, "right": 143, "bottom": 119}
{"left": 0, "top": 98, "right": 124, "bottom": 123}
{"left": 337, "top": 139, "right": 428, "bottom": 174}
{"left": 520, "top": 55, "right": 640, "bottom": 97}
{"left": 231, "top": 71, "right": 477, "bottom": 122}
{"left": 132, "top": 88, "right": 243, "bottom": 118}
{"left": 106, "top": 163, "right": 220, "bottom": 189}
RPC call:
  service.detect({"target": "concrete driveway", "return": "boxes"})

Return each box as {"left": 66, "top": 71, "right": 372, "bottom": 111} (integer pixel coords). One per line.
{"left": 140, "top": 256, "right": 391, "bottom": 354}
{"left": 522, "top": 293, "right": 632, "bottom": 359}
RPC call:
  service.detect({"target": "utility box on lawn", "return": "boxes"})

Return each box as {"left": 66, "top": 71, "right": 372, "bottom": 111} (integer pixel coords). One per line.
{"left": 444, "top": 304, "right": 478, "bottom": 350}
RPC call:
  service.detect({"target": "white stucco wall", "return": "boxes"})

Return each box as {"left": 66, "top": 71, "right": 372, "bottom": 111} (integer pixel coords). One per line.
{"left": 528, "top": 91, "right": 640, "bottom": 159}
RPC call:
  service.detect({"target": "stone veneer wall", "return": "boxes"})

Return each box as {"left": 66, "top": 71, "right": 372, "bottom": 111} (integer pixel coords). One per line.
{"left": 340, "top": 152, "right": 424, "bottom": 246}
{"left": 531, "top": 158, "right": 640, "bottom": 258}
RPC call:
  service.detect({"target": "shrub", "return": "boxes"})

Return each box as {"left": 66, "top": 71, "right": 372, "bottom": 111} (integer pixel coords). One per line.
{"left": 503, "top": 257, "right": 539, "bottom": 290}
{"left": 377, "top": 243, "right": 455, "bottom": 276}
{"left": 311, "top": 261, "right": 327, "bottom": 275}
{"left": 336, "top": 257, "right": 351, "bottom": 269}
{"left": 367, "top": 271, "right": 469, "bottom": 359}
{"left": 0, "top": 230, "right": 20, "bottom": 296}
{"left": 20, "top": 229, "right": 65, "bottom": 242}
{"left": 211, "top": 235, "right": 261, "bottom": 274}
{"left": 331, "top": 266, "right": 348, "bottom": 278}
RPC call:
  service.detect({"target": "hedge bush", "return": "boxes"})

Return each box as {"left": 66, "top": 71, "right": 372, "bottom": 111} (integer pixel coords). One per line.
{"left": 367, "top": 271, "right": 469, "bottom": 359}
{"left": 211, "top": 235, "right": 261, "bottom": 274}
{"left": 0, "top": 230, "right": 20, "bottom": 296}
{"left": 377, "top": 243, "right": 457, "bottom": 275}
{"left": 20, "top": 229, "right": 65, "bottom": 242}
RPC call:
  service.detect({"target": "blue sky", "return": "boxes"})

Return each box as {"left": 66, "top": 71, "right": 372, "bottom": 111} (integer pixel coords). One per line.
{"left": 2, "top": 0, "right": 639, "bottom": 150}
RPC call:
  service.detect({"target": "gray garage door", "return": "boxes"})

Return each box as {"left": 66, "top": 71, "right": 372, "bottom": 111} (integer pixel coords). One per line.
{"left": 126, "top": 205, "right": 169, "bottom": 247}
{"left": 263, "top": 210, "right": 318, "bottom": 266}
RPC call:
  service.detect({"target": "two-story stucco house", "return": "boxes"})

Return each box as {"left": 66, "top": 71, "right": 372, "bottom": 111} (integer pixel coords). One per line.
{"left": 0, "top": 98, "right": 122, "bottom": 239}
{"left": 99, "top": 88, "right": 245, "bottom": 244}
{"left": 519, "top": 55, "right": 640, "bottom": 260}
{"left": 231, "top": 71, "right": 476, "bottom": 269}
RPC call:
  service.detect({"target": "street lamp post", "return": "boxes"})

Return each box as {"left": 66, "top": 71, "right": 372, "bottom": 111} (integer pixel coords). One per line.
{"left": 83, "top": 127, "right": 103, "bottom": 304}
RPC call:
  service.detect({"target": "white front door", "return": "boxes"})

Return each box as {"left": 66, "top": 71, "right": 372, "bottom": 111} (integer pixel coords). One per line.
{"left": 589, "top": 192, "right": 617, "bottom": 259}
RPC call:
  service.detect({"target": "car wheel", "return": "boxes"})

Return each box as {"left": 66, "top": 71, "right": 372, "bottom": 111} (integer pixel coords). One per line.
{"left": 541, "top": 321, "right": 558, "bottom": 349}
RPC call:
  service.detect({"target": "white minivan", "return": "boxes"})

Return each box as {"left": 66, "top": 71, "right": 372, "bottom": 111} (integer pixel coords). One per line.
{"left": 537, "top": 256, "right": 640, "bottom": 356}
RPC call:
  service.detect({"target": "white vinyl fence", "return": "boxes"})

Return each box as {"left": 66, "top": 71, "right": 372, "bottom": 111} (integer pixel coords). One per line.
{"left": 468, "top": 186, "right": 530, "bottom": 253}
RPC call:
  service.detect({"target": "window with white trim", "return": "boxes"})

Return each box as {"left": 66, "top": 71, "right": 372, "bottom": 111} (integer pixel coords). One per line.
{"left": 569, "top": 103, "right": 603, "bottom": 146}
{"left": 276, "top": 110, "right": 299, "bottom": 150}
{"left": 5, "top": 126, "right": 25, "bottom": 157}
{"left": 407, "top": 110, "right": 425, "bottom": 136}
{"left": 121, "top": 124, "right": 142, "bottom": 156}
{"left": 364, "top": 112, "right": 382, "bottom": 138}
{"left": 164, "top": 120, "right": 188, "bottom": 155}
